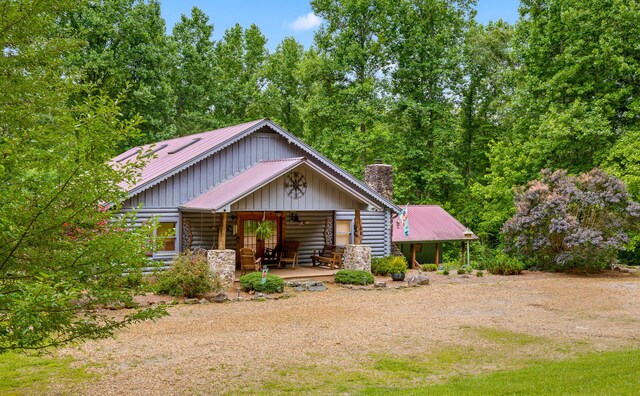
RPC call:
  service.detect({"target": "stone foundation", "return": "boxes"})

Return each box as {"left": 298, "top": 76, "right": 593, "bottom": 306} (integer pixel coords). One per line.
{"left": 207, "top": 250, "right": 236, "bottom": 290}
{"left": 342, "top": 245, "right": 372, "bottom": 272}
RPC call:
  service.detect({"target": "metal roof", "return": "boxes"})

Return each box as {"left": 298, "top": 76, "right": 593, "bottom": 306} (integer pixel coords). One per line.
{"left": 392, "top": 205, "right": 478, "bottom": 243}
{"left": 115, "top": 119, "right": 264, "bottom": 194}
{"left": 112, "top": 119, "right": 399, "bottom": 212}
{"left": 180, "top": 158, "right": 305, "bottom": 212}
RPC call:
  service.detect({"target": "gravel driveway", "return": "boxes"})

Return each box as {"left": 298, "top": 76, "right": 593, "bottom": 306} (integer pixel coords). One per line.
{"left": 58, "top": 270, "right": 640, "bottom": 395}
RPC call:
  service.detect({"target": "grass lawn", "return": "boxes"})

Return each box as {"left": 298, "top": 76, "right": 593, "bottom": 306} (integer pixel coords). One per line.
{"left": 0, "top": 351, "right": 93, "bottom": 395}
{"left": 365, "top": 349, "right": 640, "bottom": 395}
{"left": 242, "top": 328, "right": 639, "bottom": 395}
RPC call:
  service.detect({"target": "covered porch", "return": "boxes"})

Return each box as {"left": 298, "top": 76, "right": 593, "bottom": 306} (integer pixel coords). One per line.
{"left": 177, "top": 157, "right": 389, "bottom": 270}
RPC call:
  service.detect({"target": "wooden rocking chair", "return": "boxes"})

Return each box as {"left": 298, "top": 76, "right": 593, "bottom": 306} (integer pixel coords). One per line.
{"left": 278, "top": 240, "right": 300, "bottom": 269}
{"left": 240, "top": 247, "right": 261, "bottom": 275}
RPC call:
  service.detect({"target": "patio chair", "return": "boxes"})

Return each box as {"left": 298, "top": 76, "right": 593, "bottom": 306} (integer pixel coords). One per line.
{"left": 278, "top": 240, "right": 300, "bottom": 269}
{"left": 240, "top": 247, "right": 261, "bottom": 275}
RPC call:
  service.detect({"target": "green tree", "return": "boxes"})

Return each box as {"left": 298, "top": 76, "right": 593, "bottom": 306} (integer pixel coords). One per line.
{"left": 0, "top": 0, "right": 166, "bottom": 352}
{"left": 171, "top": 7, "right": 217, "bottom": 135}
{"left": 261, "top": 37, "right": 306, "bottom": 135}
{"left": 385, "top": 0, "right": 474, "bottom": 203}
{"left": 211, "top": 23, "right": 268, "bottom": 125}
{"left": 61, "top": 0, "right": 176, "bottom": 148}
{"left": 307, "top": 0, "right": 391, "bottom": 175}
{"left": 471, "top": 0, "right": 640, "bottom": 240}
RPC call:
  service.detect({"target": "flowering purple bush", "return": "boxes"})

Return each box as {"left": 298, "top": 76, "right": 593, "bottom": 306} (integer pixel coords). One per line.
{"left": 502, "top": 168, "right": 640, "bottom": 271}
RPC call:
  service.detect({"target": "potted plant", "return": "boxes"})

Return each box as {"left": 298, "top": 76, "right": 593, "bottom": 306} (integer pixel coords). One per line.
{"left": 255, "top": 221, "right": 274, "bottom": 241}
{"left": 388, "top": 256, "right": 408, "bottom": 281}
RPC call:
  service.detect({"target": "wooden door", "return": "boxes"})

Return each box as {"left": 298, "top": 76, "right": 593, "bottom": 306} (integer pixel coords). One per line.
{"left": 237, "top": 212, "right": 280, "bottom": 259}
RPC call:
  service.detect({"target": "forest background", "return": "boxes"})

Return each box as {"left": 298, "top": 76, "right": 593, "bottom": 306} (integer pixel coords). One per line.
{"left": 10, "top": 0, "right": 640, "bottom": 256}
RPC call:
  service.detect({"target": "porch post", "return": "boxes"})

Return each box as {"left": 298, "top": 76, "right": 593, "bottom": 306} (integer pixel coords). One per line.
{"left": 218, "top": 212, "right": 227, "bottom": 249}
{"left": 281, "top": 212, "right": 287, "bottom": 242}
{"left": 435, "top": 243, "right": 440, "bottom": 265}
{"left": 354, "top": 210, "right": 362, "bottom": 244}
{"left": 411, "top": 244, "right": 418, "bottom": 269}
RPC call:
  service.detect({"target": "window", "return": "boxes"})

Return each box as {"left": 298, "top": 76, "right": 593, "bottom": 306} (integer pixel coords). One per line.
{"left": 335, "top": 220, "right": 352, "bottom": 246}
{"left": 157, "top": 222, "right": 177, "bottom": 252}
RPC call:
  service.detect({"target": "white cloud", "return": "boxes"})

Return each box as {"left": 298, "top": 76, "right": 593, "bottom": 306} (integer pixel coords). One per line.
{"left": 288, "top": 12, "right": 321, "bottom": 31}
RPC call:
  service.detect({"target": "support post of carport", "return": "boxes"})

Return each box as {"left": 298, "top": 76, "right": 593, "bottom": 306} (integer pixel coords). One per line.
{"left": 218, "top": 212, "right": 227, "bottom": 250}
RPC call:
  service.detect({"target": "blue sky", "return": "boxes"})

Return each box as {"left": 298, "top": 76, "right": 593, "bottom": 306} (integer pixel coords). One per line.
{"left": 160, "top": 0, "right": 520, "bottom": 51}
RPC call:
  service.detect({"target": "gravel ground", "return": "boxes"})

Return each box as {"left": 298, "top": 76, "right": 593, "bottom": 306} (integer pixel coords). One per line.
{"left": 57, "top": 270, "right": 640, "bottom": 395}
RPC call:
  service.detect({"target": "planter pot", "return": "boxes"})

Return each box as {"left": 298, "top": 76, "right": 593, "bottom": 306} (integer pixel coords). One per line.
{"left": 391, "top": 273, "right": 405, "bottom": 281}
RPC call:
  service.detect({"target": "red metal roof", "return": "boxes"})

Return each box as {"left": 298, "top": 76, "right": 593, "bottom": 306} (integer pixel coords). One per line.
{"left": 114, "top": 119, "right": 265, "bottom": 193}
{"left": 180, "top": 158, "right": 305, "bottom": 211}
{"left": 392, "top": 205, "right": 477, "bottom": 242}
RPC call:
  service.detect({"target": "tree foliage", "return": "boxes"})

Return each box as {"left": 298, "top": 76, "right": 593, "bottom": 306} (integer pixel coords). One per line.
{"left": 502, "top": 169, "right": 640, "bottom": 271}
{"left": 0, "top": 0, "right": 166, "bottom": 353}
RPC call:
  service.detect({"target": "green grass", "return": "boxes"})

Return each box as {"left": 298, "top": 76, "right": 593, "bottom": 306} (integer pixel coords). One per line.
{"left": 363, "top": 349, "right": 640, "bottom": 395}
{"left": 0, "top": 352, "right": 94, "bottom": 394}
{"left": 235, "top": 327, "right": 634, "bottom": 395}
{"left": 469, "top": 326, "right": 549, "bottom": 346}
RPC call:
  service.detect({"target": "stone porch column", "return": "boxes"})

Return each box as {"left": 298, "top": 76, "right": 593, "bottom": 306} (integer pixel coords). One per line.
{"left": 342, "top": 244, "right": 372, "bottom": 272}
{"left": 207, "top": 249, "right": 236, "bottom": 291}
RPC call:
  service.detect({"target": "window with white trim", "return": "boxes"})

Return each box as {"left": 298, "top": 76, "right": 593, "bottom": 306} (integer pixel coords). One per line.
{"left": 157, "top": 222, "right": 177, "bottom": 252}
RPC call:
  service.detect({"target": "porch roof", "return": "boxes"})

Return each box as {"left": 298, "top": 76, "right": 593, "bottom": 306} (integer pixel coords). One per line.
{"left": 181, "top": 158, "right": 305, "bottom": 212}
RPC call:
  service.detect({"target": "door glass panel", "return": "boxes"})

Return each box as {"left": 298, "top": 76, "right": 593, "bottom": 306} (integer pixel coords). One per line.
{"left": 243, "top": 220, "right": 258, "bottom": 251}
{"left": 335, "top": 220, "right": 351, "bottom": 246}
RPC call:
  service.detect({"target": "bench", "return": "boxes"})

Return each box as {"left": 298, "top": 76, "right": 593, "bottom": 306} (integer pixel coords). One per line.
{"left": 311, "top": 245, "right": 344, "bottom": 269}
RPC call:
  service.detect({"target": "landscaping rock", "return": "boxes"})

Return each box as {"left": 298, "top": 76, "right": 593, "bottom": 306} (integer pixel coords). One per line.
{"left": 184, "top": 298, "right": 198, "bottom": 304}
{"left": 308, "top": 284, "right": 328, "bottom": 292}
{"left": 212, "top": 293, "right": 228, "bottom": 303}
{"left": 199, "top": 298, "right": 209, "bottom": 304}
{"left": 290, "top": 281, "right": 328, "bottom": 292}
{"left": 374, "top": 281, "right": 386, "bottom": 288}
{"left": 406, "top": 274, "right": 430, "bottom": 286}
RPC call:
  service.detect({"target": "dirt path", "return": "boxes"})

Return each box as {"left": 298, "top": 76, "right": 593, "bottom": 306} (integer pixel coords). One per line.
{"left": 58, "top": 271, "right": 640, "bottom": 395}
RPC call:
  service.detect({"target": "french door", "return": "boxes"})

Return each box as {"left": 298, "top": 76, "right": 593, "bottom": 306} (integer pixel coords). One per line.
{"left": 237, "top": 212, "right": 280, "bottom": 260}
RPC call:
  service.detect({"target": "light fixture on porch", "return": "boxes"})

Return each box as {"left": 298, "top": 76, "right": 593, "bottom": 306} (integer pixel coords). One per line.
{"left": 288, "top": 212, "right": 308, "bottom": 225}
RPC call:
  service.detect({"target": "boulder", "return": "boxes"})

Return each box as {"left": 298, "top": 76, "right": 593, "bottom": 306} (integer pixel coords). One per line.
{"left": 406, "top": 274, "right": 430, "bottom": 286}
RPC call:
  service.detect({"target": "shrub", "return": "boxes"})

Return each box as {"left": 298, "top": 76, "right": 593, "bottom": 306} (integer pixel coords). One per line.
{"left": 477, "top": 270, "right": 484, "bottom": 277}
{"left": 155, "top": 252, "right": 221, "bottom": 298}
{"left": 239, "top": 272, "right": 284, "bottom": 293}
{"left": 442, "top": 269, "right": 450, "bottom": 275}
{"left": 502, "top": 168, "right": 640, "bottom": 272}
{"left": 334, "top": 269, "right": 374, "bottom": 285}
{"left": 422, "top": 264, "right": 438, "bottom": 272}
{"left": 457, "top": 268, "right": 466, "bottom": 275}
{"left": 371, "top": 257, "right": 392, "bottom": 276}
{"left": 388, "top": 256, "right": 408, "bottom": 274}
{"left": 486, "top": 253, "right": 524, "bottom": 275}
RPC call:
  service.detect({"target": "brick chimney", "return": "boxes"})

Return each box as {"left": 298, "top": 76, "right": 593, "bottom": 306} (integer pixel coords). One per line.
{"left": 364, "top": 159, "right": 393, "bottom": 201}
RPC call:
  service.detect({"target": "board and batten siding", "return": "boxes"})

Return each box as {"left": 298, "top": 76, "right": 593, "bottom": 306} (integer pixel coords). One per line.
{"left": 231, "top": 164, "right": 367, "bottom": 212}
{"left": 123, "top": 130, "right": 306, "bottom": 208}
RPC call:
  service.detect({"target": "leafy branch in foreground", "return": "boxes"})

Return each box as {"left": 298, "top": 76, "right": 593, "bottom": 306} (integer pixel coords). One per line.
{"left": 0, "top": 1, "right": 166, "bottom": 353}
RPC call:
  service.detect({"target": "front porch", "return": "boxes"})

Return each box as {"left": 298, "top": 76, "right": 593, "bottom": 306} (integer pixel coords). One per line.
{"left": 233, "top": 264, "right": 340, "bottom": 284}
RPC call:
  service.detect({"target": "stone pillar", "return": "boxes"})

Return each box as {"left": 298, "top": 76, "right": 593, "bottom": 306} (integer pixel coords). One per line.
{"left": 342, "top": 244, "right": 372, "bottom": 272}
{"left": 207, "top": 249, "right": 236, "bottom": 291}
